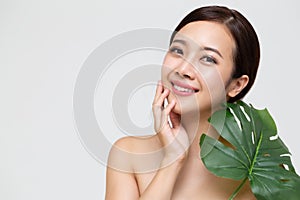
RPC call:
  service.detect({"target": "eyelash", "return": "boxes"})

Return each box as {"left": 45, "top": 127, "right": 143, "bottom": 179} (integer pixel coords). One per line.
{"left": 170, "top": 47, "right": 218, "bottom": 65}
{"left": 200, "top": 55, "right": 217, "bottom": 64}
{"left": 169, "top": 47, "right": 184, "bottom": 55}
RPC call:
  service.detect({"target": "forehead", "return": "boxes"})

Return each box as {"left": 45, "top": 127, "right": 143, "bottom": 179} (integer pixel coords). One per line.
{"left": 174, "top": 21, "right": 235, "bottom": 58}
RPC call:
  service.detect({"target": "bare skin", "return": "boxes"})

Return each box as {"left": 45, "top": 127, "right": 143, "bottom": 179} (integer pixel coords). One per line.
{"left": 105, "top": 21, "right": 256, "bottom": 200}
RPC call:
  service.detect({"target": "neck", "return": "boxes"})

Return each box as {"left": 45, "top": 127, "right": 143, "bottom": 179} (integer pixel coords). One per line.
{"left": 180, "top": 110, "right": 219, "bottom": 160}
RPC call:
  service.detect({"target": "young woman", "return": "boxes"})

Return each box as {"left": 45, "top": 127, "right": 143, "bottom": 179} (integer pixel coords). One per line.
{"left": 105, "top": 5, "right": 260, "bottom": 199}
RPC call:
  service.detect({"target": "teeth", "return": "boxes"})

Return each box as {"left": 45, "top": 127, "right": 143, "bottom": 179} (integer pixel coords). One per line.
{"left": 173, "top": 84, "right": 194, "bottom": 93}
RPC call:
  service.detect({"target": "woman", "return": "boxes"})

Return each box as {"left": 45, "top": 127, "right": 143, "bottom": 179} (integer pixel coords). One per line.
{"left": 106, "top": 5, "right": 260, "bottom": 199}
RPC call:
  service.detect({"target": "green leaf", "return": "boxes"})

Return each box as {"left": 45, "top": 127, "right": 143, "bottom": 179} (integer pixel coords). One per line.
{"left": 200, "top": 101, "right": 300, "bottom": 200}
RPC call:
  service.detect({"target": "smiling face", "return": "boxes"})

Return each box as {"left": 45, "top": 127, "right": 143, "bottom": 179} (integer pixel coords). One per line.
{"left": 162, "top": 21, "right": 243, "bottom": 117}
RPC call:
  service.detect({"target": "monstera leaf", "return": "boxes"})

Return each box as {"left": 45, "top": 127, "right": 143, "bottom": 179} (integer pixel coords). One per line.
{"left": 200, "top": 101, "right": 300, "bottom": 200}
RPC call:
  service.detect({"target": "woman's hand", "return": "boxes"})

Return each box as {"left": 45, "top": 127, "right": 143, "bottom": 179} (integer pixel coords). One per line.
{"left": 152, "top": 81, "right": 189, "bottom": 166}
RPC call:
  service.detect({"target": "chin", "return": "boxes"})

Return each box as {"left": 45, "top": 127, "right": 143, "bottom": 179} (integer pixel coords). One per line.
{"left": 172, "top": 104, "right": 182, "bottom": 114}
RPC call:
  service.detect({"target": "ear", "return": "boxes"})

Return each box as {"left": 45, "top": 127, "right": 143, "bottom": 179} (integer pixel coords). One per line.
{"left": 227, "top": 75, "right": 249, "bottom": 98}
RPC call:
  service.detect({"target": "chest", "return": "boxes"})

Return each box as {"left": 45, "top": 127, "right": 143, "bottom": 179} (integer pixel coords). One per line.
{"left": 134, "top": 162, "right": 255, "bottom": 200}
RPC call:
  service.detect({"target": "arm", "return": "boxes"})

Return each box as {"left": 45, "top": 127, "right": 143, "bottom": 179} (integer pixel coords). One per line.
{"left": 105, "top": 166, "right": 139, "bottom": 200}
{"left": 139, "top": 160, "right": 184, "bottom": 200}
{"left": 105, "top": 137, "right": 139, "bottom": 200}
{"left": 105, "top": 81, "right": 189, "bottom": 199}
{"left": 105, "top": 153, "right": 184, "bottom": 200}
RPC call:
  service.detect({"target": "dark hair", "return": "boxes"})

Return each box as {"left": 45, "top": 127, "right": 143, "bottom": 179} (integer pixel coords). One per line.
{"left": 170, "top": 6, "right": 260, "bottom": 102}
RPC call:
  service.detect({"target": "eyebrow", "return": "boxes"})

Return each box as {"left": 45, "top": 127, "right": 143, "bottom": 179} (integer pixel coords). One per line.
{"left": 172, "top": 39, "right": 187, "bottom": 45}
{"left": 172, "top": 39, "right": 223, "bottom": 59}
{"left": 203, "top": 47, "right": 223, "bottom": 58}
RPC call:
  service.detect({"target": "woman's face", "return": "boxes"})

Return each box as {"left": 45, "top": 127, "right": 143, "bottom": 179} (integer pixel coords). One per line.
{"left": 161, "top": 21, "right": 236, "bottom": 116}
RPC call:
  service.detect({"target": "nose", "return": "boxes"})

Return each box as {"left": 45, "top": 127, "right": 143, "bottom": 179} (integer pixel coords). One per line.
{"left": 175, "top": 60, "right": 195, "bottom": 80}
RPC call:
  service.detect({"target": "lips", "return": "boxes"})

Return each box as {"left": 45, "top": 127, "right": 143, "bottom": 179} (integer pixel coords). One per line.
{"left": 171, "top": 80, "right": 199, "bottom": 96}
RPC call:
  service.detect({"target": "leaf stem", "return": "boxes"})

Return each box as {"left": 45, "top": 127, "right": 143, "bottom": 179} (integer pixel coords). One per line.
{"left": 249, "top": 131, "right": 263, "bottom": 174}
{"left": 228, "top": 131, "right": 263, "bottom": 200}
{"left": 228, "top": 177, "right": 248, "bottom": 200}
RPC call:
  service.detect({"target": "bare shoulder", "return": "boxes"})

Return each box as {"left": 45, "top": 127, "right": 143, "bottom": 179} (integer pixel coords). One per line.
{"left": 106, "top": 135, "right": 160, "bottom": 200}
{"left": 108, "top": 135, "right": 162, "bottom": 173}
{"left": 113, "top": 134, "right": 161, "bottom": 152}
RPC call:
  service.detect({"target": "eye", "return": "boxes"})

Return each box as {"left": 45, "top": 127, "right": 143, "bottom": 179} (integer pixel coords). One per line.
{"left": 200, "top": 55, "right": 217, "bottom": 64}
{"left": 170, "top": 47, "right": 184, "bottom": 56}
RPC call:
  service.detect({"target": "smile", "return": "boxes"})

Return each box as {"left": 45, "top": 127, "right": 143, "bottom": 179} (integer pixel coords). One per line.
{"left": 171, "top": 81, "right": 199, "bottom": 96}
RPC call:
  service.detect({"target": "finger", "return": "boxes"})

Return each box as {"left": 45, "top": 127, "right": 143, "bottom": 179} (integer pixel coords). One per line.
{"left": 169, "top": 110, "right": 181, "bottom": 129}
{"left": 156, "top": 88, "right": 170, "bottom": 106}
{"left": 161, "top": 100, "right": 175, "bottom": 129}
{"left": 163, "top": 99, "right": 176, "bottom": 116}
{"left": 153, "top": 80, "right": 163, "bottom": 102}
{"left": 153, "top": 89, "right": 169, "bottom": 111}
{"left": 157, "top": 99, "right": 174, "bottom": 131}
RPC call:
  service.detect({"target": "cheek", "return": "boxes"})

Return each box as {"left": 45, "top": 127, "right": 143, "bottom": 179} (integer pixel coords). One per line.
{"left": 199, "top": 68, "right": 228, "bottom": 104}
{"left": 161, "top": 54, "right": 177, "bottom": 80}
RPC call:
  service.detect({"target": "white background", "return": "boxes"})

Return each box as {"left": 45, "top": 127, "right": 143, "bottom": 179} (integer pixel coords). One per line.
{"left": 1, "top": 0, "right": 300, "bottom": 199}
